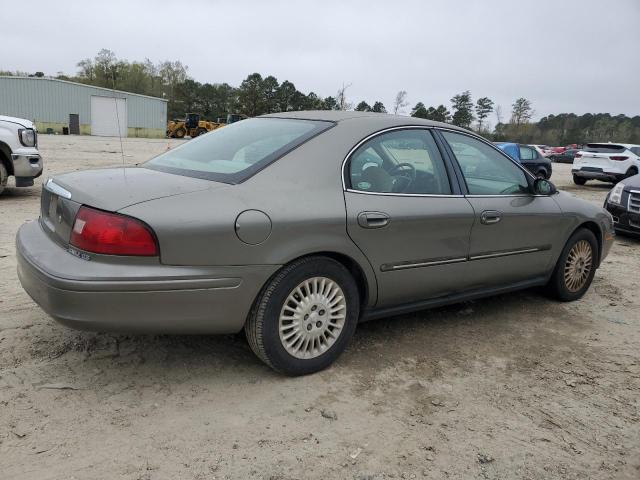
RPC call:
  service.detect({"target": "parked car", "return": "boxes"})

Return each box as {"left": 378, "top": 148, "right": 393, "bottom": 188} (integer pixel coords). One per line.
{"left": 495, "top": 142, "right": 553, "bottom": 179}
{"left": 530, "top": 144, "right": 553, "bottom": 157}
{"left": 604, "top": 174, "right": 640, "bottom": 237}
{"left": 16, "top": 112, "right": 614, "bottom": 375}
{"left": 572, "top": 143, "right": 640, "bottom": 185}
{"left": 0, "top": 115, "right": 43, "bottom": 194}
{"left": 549, "top": 148, "right": 580, "bottom": 164}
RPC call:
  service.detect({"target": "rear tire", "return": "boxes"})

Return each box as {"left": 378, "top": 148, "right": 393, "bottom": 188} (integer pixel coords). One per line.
{"left": 573, "top": 175, "right": 587, "bottom": 185}
{"left": 546, "top": 228, "right": 598, "bottom": 302}
{"left": 245, "top": 256, "right": 360, "bottom": 376}
{"left": 196, "top": 128, "right": 208, "bottom": 137}
{"left": 536, "top": 169, "right": 548, "bottom": 179}
{"left": 625, "top": 167, "right": 638, "bottom": 179}
{"left": 174, "top": 128, "right": 186, "bottom": 139}
{"left": 0, "top": 162, "right": 8, "bottom": 195}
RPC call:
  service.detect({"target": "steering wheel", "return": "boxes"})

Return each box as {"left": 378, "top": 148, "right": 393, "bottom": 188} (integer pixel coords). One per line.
{"left": 389, "top": 162, "right": 416, "bottom": 192}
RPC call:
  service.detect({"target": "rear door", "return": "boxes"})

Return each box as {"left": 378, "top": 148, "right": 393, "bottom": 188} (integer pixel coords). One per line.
{"left": 439, "top": 130, "right": 565, "bottom": 289}
{"left": 343, "top": 128, "right": 475, "bottom": 308}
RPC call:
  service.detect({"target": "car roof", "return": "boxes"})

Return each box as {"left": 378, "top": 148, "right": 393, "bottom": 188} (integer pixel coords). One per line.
{"left": 259, "top": 110, "right": 465, "bottom": 131}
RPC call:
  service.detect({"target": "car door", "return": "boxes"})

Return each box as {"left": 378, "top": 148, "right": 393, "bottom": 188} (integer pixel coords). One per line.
{"left": 439, "top": 130, "right": 565, "bottom": 290}
{"left": 343, "top": 128, "right": 475, "bottom": 308}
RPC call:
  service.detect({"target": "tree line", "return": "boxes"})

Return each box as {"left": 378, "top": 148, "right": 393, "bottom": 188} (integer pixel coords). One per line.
{"left": 2, "top": 49, "right": 639, "bottom": 145}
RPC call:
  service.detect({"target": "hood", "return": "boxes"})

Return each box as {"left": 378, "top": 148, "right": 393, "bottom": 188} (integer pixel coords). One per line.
{"left": 0, "top": 115, "right": 34, "bottom": 129}
{"left": 621, "top": 173, "right": 640, "bottom": 190}
{"left": 52, "top": 167, "right": 223, "bottom": 212}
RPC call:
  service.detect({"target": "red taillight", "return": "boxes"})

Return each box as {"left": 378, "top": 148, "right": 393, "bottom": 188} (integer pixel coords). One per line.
{"left": 70, "top": 206, "right": 158, "bottom": 256}
{"left": 574, "top": 153, "right": 582, "bottom": 158}
{"left": 610, "top": 156, "right": 628, "bottom": 161}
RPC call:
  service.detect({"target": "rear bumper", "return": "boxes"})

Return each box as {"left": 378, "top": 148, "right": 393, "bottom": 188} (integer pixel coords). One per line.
{"left": 572, "top": 167, "right": 624, "bottom": 182}
{"left": 16, "top": 220, "right": 279, "bottom": 334}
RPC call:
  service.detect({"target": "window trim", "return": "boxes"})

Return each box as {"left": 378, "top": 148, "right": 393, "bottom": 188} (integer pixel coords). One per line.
{"left": 341, "top": 126, "right": 464, "bottom": 198}
{"left": 433, "top": 127, "right": 542, "bottom": 198}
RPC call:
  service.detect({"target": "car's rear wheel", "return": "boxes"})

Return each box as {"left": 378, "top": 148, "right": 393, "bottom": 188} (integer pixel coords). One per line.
{"left": 245, "top": 256, "right": 360, "bottom": 376}
{"left": 573, "top": 175, "right": 587, "bottom": 185}
{"left": 0, "top": 162, "right": 8, "bottom": 195}
{"left": 536, "top": 169, "right": 548, "bottom": 179}
{"left": 625, "top": 167, "right": 638, "bottom": 179}
{"left": 546, "top": 228, "right": 598, "bottom": 301}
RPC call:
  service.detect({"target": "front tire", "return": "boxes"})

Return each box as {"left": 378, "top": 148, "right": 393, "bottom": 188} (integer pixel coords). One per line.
{"left": 0, "top": 162, "right": 7, "bottom": 195}
{"left": 245, "top": 256, "right": 360, "bottom": 376}
{"left": 546, "top": 228, "right": 598, "bottom": 301}
{"left": 573, "top": 175, "right": 587, "bottom": 185}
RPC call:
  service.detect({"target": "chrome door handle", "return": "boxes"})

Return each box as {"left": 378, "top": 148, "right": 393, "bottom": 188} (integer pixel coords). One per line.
{"left": 480, "top": 210, "right": 502, "bottom": 225}
{"left": 357, "top": 211, "right": 390, "bottom": 229}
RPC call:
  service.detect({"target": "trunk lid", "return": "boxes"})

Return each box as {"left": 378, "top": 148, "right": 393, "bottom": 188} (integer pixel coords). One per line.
{"left": 40, "top": 167, "right": 221, "bottom": 245}
{"left": 577, "top": 143, "right": 629, "bottom": 167}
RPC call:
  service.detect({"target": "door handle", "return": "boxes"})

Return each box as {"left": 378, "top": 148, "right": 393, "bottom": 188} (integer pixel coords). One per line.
{"left": 357, "top": 211, "right": 390, "bottom": 229}
{"left": 480, "top": 210, "right": 502, "bottom": 225}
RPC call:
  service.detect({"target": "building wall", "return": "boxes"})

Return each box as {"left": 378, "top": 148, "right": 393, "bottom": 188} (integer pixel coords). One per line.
{"left": 0, "top": 77, "right": 167, "bottom": 138}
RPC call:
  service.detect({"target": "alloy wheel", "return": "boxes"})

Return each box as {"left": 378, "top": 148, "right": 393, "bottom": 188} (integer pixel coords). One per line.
{"left": 564, "top": 239, "right": 593, "bottom": 292}
{"left": 278, "top": 277, "right": 347, "bottom": 359}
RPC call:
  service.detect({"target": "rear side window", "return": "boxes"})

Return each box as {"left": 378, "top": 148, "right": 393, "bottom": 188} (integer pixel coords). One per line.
{"left": 519, "top": 146, "right": 536, "bottom": 160}
{"left": 146, "top": 118, "right": 333, "bottom": 183}
{"left": 585, "top": 143, "right": 627, "bottom": 154}
{"left": 631, "top": 147, "right": 640, "bottom": 156}
{"left": 347, "top": 129, "right": 451, "bottom": 195}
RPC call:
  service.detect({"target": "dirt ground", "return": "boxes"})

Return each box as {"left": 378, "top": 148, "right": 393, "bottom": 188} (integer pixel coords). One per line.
{"left": 1, "top": 135, "right": 639, "bottom": 480}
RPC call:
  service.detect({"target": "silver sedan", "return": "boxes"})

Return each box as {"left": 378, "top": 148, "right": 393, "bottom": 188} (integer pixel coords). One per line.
{"left": 16, "top": 111, "right": 615, "bottom": 375}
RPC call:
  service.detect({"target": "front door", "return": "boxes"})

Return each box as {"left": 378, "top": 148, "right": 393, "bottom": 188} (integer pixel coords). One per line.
{"left": 343, "top": 128, "right": 476, "bottom": 307}
{"left": 440, "top": 130, "right": 565, "bottom": 290}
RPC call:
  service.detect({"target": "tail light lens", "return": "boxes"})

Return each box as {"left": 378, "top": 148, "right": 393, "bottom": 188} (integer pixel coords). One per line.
{"left": 574, "top": 153, "right": 582, "bottom": 158}
{"left": 610, "top": 156, "right": 628, "bottom": 161}
{"left": 70, "top": 206, "right": 158, "bottom": 256}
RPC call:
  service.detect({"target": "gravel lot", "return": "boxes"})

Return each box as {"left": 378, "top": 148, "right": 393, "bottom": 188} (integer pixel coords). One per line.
{"left": 1, "top": 135, "right": 639, "bottom": 480}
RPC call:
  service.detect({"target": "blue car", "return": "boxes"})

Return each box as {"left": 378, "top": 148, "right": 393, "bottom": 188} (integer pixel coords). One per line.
{"left": 495, "top": 142, "right": 552, "bottom": 179}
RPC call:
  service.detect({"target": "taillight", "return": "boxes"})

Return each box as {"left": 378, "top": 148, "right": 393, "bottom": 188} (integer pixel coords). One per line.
{"left": 610, "top": 156, "right": 628, "bottom": 161}
{"left": 574, "top": 153, "right": 582, "bottom": 158}
{"left": 70, "top": 206, "right": 158, "bottom": 256}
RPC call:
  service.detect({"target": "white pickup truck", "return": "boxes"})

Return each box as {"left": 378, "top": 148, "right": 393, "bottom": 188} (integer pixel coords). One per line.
{"left": 0, "top": 115, "right": 43, "bottom": 195}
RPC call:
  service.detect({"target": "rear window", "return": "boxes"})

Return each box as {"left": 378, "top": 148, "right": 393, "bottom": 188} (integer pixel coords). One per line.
{"left": 145, "top": 118, "right": 333, "bottom": 183}
{"left": 585, "top": 143, "right": 627, "bottom": 153}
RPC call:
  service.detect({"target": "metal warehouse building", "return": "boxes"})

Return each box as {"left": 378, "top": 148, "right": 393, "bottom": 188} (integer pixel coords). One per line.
{"left": 0, "top": 76, "right": 167, "bottom": 138}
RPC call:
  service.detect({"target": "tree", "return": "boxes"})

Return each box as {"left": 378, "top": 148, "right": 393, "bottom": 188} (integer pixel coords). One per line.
{"left": 355, "top": 101, "right": 372, "bottom": 112}
{"left": 424, "top": 105, "right": 451, "bottom": 123}
{"left": 262, "top": 75, "right": 280, "bottom": 113}
{"left": 393, "top": 90, "right": 409, "bottom": 114}
{"left": 411, "top": 102, "right": 428, "bottom": 118}
{"left": 237, "top": 73, "right": 264, "bottom": 116}
{"left": 336, "top": 83, "right": 353, "bottom": 111}
{"left": 276, "top": 80, "right": 298, "bottom": 112}
{"left": 450, "top": 91, "right": 474, "bottom": 128}
{"left": 475, "top": 97, "right": 494, "bottom": 132}
{"left": 371, "top": 101, "right": 387, "bottom": 113}
{"left": 322, "top": 96, "right": 338, "bottom": 110}
{"left": 511, "top": 97, "right": 533, "bottom": 127}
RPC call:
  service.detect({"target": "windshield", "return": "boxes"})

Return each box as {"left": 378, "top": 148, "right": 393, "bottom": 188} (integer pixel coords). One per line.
{"left": 146, "top": 117, "right": 333, "bottom": 183}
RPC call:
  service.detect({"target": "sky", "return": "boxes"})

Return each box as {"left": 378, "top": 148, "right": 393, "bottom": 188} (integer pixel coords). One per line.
{"left": 2, "top": 0, "right": 639, "bottom": 122}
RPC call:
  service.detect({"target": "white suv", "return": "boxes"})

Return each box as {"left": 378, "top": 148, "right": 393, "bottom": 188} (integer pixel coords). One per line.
{"left": 572, "top": 143, "right": 640, "bottom": 185}
{"left": 0, "top": 115, "right": 43, "bottom": 195}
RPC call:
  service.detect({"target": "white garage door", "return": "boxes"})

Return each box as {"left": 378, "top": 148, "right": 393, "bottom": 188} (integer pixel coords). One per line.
{"left": 90, "top": 96, "right": 127, "bottom": 137}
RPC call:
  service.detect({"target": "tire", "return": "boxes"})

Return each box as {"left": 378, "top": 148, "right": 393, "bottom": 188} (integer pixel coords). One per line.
{"left": 546, "top": 228, "right": 599, "bottom": 302}
{"left": 0, "top": 162, "right": 8, "bottom": 195}
{"left": 573, "top": 175, "right": 587, "bottom": 185}
{"left": 625, "top": 167, "right": 638, "bottom": 179}
{"left": 174, "top": 128, "right": 186, "bottom": 139}
{"left": 245, "top": 256, "right": 360, "bottom": 376}
{"left": 196, "top": 128, "right": 208, "bottom": 137}
{"left": 536, "top": 169, "right": 548, "bottom": 179}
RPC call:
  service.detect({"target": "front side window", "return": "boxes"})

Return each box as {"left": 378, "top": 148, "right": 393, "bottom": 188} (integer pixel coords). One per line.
{"left": 146, "top": 118, "right": 333, "bottom": 183}
{"left": 442, "top": 131, "right": 530, "bottom": 195}
{"left": 347, "top": 129, "right": 451, "bottom": 195}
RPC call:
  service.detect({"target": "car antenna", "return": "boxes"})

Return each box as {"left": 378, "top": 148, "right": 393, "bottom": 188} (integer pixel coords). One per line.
{"left": 110, "top": 71, "right": 125, "bottom": 167}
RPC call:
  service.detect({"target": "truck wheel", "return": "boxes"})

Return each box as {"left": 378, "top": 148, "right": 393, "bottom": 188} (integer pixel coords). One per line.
{"left": 0, "top": 163, "right": 8, "bottom": 195}
{"left": 573, "top": 175, "right": 587, "bottom": 185}
{"left": 196, "top": 128, "right": 208, "bottom": 137}
{"left": 245, "top": 256, "right": 360, "bottom": 376}
{"left": 174, "top": 128, "right": 186, "bottom": 139}
{"left": 546, "top": 228, "right": 598, "bottom": 302}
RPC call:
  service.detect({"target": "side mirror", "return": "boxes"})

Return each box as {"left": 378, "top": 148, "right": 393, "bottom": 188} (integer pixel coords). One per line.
{"left": 534, "top": 178, "right": 557, "bottom": 195}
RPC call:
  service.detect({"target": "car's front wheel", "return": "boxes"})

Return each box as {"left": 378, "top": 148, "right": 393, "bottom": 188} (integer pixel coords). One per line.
{"left": 245, "top": 256, "right": 360, "bottom": 375}
{"left": 546, "top": 228, "right": 599, "bottom": 301}
{"left": 0, "top": 162, "right": 7, "bottom": 195}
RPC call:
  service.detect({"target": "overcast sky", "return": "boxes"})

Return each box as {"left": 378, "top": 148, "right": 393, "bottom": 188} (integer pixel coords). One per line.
{"left": 2, "top": 0, "right": 639, "bottom": 122}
